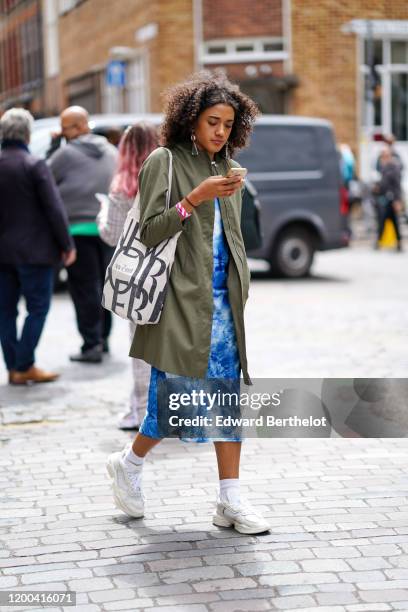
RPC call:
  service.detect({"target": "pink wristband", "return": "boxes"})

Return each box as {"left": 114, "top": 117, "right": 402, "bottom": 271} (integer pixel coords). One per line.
{"left": 175, "top": 202, "right": 192, "bottom": 220}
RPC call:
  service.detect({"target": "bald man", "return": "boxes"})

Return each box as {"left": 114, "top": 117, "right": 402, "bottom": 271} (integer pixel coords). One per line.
{"left": 48, "top": 106, "right": 118, "bottom": 363}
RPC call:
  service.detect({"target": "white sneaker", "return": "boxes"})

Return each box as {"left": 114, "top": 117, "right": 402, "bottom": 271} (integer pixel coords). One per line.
{"left": 106, "top": 448, "right": 144, "bottom": 518}
{"left": 213, "top": 496, "right": 270, "bottom": 535}
{"left": 117, "top": 411, "right": 141, "bottom": 430}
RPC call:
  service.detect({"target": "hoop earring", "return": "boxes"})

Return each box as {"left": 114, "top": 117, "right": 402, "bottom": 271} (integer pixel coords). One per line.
{"left": 191, "top": 132, "right": 199, "bottom": 157}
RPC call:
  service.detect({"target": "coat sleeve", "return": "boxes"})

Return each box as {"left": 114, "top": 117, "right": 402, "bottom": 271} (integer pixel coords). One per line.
{"left": 138, "top": 148, "right": 186, "bottom": 248}
{"left": 32, "top": 159, "right": 74, "bottom": 253}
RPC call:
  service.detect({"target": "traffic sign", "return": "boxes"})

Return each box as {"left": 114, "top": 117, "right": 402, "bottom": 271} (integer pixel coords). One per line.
{"left": 106, "top": 61, "right": 126, "bottom": 88}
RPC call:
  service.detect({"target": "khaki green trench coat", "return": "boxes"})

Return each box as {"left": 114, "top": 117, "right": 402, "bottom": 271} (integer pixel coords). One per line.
{"left": 129, "top": 140, "right": 252, "bottom": 385}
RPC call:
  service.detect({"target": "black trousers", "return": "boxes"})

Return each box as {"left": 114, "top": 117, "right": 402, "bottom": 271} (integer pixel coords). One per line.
{"left": 377, "top": 200, "right": 402, "bottom": 242}
{"left": 67, "top": 235, "right": 114, "bottom": 351}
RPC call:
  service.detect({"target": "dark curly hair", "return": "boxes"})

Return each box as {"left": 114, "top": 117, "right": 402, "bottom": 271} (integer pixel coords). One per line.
{"left": 160, "top": 69, "right": 260, "bottom": 158}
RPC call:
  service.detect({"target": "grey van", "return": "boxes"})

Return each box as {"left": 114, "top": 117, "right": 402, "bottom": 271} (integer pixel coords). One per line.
{"left": 31, "top": 113, "right": 350, "bottom": 278}
{"left": 237, "top": 116, "right": 350, "bottom": 277}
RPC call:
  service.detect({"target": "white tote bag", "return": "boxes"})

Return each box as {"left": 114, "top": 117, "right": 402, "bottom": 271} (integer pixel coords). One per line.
{"left": 102, "top": 148, "right": 181, "bottom": 325}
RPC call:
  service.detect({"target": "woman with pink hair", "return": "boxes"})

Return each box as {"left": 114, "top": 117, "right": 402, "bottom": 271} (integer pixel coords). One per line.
{"left": 97, "top": 122, "right": 159, "bottom": 429}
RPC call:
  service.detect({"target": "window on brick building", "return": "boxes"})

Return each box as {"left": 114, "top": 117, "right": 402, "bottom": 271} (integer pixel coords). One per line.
{"left": 364, "top": 39, "right": 383, "bottom": 65}
{"left": 263, "top": 42, "right": 284, "bottom": 52}
{"left": 102, "top": 80, "right": 123, "bottom": 114}
{"left": 362, "top": 72, "right": 382, "bottom": 129}
{"left": 391, "top": 41, "right": 408, "bottom": 64}
{"left": 126, "top": 55, "right": 147, "bottom": 113}
{"left": 361, "top": 37, "right": 408, "bottom": 141}
{"left": 391, "top": 73, "right": 408, "bottom": 141}
{"left": 203, "top": 37, "right": 286, "bottom": 64}
{"left": 101, "top": 55, "right": 148, "bottom": 114}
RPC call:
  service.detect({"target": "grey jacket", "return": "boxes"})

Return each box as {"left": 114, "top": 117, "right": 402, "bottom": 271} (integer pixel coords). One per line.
{"left": 378, "top": 161, "right": 402, "bottom": 202}
{"left": 47, "top": 134, "right": 118, "bottom": 223}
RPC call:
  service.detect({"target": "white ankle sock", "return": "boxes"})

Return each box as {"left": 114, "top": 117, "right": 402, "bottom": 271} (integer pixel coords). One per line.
{"left": 124, "top": 446, "right": 144, "bottom": 469}
{"left": 219, "top": 478, "right": 240, "bottom": 505}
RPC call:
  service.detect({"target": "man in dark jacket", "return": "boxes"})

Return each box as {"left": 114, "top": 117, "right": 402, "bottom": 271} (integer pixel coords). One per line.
{"left": 0, "top": 108, "right": 76, "bottom": 385}
{"left": 48, "top": 106, "right": 118, "bottom": 363}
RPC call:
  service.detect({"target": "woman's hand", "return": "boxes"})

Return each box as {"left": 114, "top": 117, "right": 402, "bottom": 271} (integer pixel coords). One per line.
{"left": 188, "top": 175, "right": 243, "bottom": 207}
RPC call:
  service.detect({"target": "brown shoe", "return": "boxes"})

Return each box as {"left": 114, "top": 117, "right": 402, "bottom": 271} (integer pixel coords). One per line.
{"left": 11, "top": 366, "right": 60, "bottom": 385}
{"left": 8, "top": 370, "right": 16, "bottom": 384}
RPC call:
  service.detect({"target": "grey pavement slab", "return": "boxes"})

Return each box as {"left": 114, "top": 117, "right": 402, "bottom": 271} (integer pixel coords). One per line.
{"left": 1, "top": 244, "right": 408, "bottom": 610}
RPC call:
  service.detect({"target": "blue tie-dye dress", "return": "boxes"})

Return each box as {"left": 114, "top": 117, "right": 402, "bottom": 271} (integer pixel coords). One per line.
{"left": 139, "top": 198, "right": 241, "bottom": 442}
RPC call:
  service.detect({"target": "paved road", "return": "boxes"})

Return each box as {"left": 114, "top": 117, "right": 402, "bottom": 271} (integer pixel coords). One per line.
{"left": 246, "top": 243, "right": 408, "bottom": 378}
{"left": 1, "top": 243, "right": 408, "bottom": 611}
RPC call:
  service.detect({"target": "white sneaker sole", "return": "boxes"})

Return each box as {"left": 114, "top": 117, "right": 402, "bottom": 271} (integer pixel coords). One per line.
{"left": 106, "top": 456, "right": 144, "bottom": 518}
{"left": 213, "top": 513, "right": 270, "bottom": 535}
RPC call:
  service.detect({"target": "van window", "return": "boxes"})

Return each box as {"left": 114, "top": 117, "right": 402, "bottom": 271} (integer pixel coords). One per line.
{"left": 238, "top": 126, "right": 321, "bottom": 173}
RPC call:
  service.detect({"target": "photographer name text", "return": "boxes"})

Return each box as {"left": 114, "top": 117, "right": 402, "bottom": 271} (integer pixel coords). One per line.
{"left": 168, "top": 415, "right": 327, "bottom": 428}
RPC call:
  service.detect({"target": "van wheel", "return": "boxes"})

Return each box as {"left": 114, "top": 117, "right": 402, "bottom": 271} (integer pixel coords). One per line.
{"left": 271, "top": 227, "right": 315, "bottom": 278}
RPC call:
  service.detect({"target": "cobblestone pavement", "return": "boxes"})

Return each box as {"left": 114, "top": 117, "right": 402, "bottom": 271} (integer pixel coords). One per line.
{"left": 1, "top": 243, "right": 408, "bottom": 612}
{"left": 247, "top": 243, "right": 408, "bottom": 379}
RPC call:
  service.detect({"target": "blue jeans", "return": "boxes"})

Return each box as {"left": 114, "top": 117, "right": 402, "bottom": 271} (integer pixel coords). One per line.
{"left": 0, "top": 264, "right": 54, "bottom": 372}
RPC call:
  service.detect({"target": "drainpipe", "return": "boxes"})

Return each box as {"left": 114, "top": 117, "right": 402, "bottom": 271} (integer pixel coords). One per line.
{"left": 282, "top": 0, "right": 293, "bottom": 74}
{"left": 193, "top": 0, "right": 203, "bottom": 71}
{"left": 282, "top": 0, "right": 293, "bottom": 114}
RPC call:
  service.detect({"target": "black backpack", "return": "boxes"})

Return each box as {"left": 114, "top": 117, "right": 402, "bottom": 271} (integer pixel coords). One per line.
{"left": 240, "top": 179, "right": 263, "bottom": 252}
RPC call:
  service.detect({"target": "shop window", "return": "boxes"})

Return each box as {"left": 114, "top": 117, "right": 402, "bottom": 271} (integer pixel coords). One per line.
{"left": 126, "top": 56, "right": 147, "bottom": 113}
{"left": 102, "top": 81, "right": 123, "bottom": 114}
{"left": 363, "top": 39, "right": 383, "bottom": 65}
{"left": 391, "top": 73, "right": 408, "bottom": 141}
{"left": 391, "top": 41, "right": 408, "bottom": 64}
{"left": 101, "top": 56, "right": 147, "bottom": 113}
{"left": 362, "top": 72, "right": 382, "bottom": 127}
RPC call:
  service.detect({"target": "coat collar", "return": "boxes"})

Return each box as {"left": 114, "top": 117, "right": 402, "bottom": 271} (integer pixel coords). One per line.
{"left": 1, "top": 139, "right": 30, "bottom": 152}
{"left": 171, "top": 141, "right": 231, "bottom": 176}
{"left": 173, "top": 140, "right": 228, "bottom": 164}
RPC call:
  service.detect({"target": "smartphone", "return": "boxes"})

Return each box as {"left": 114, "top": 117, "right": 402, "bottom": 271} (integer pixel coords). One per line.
{"left": 225, "top": 167, "right": 248, "bottom": 179}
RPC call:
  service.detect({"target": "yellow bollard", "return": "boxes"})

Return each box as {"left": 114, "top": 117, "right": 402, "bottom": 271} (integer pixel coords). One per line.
{"left": 378, "top": 218, "right": 397, "bottom": 248}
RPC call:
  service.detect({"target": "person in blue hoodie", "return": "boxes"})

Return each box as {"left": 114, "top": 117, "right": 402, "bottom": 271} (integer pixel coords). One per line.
{"left": 48, "top": 107, "right": 118, "bottom": 363}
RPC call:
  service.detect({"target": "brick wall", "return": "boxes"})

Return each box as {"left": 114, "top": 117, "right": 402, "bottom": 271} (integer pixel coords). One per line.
{"left": 155, "top": 0, "right": 195, "bottom": 111}
{"left": 58, "top": 0, "right": 194, "bottom": 113}
{"left": 203, "top": 0, "right": 282, "bottom": 39}
{"left": 290, "top": 0, "right": 408, "bottom": 155}
{"left": 201, "top": 1, "right": 284, "bottom": 113}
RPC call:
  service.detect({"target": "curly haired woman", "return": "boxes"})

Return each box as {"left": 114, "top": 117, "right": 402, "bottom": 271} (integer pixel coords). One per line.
{"left": 107, "top": 70, "right": 270, "bottom": 534}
